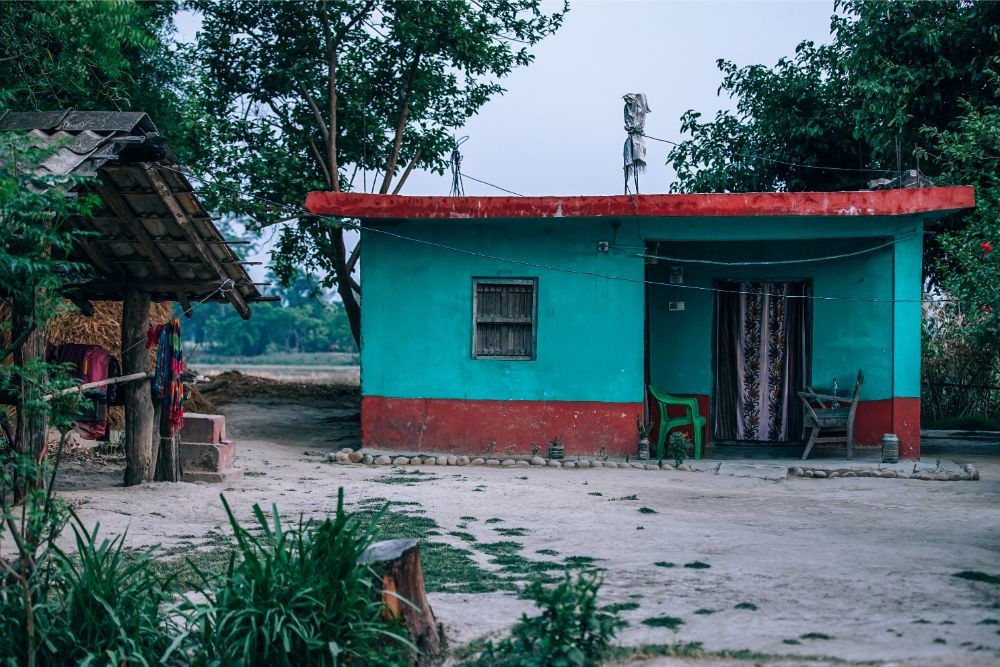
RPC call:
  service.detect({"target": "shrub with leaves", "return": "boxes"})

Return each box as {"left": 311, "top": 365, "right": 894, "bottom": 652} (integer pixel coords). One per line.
{"left": 44, "top": 515, "right": 180, "bottom": 665}
{"left": 669, "top": 431, "right": 691, "bottom": 468}
{"left": 466, "top": 571, "right": 624, "bottom": 667}
{"left": 187, "top": 489, "right": 412, "bottom": 666}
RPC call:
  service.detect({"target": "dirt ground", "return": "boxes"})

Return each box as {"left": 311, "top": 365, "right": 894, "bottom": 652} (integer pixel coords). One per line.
{"left": 55, "top": 389, "right": 1000, "bottom": 666}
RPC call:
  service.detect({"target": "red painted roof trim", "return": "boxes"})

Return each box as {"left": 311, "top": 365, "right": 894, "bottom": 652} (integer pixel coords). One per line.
{"left": 306, "top": 186, "right": 974, "bottom": 221}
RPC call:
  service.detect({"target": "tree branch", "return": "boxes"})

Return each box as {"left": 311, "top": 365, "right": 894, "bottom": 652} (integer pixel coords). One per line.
{"left": 379, "top": 49, "right": 423, "bottom": 194}
{"left": 391, "top": 148, "right": 422, "bottom": 195}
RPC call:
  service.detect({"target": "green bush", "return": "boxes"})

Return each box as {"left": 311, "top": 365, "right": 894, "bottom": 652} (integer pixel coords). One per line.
{"left": 187, "top": 490, "right": 412, "bottom": 666}
{"left": 466, "top": 571, "right": 625, "bottom": 667}
{"left": 669, "top": 432, "right": 691, "bottom": 468}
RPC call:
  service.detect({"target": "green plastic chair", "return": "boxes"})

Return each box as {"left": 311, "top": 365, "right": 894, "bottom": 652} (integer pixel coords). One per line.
{"left": 648, "top": 384, "right": 707, "bottom": 460}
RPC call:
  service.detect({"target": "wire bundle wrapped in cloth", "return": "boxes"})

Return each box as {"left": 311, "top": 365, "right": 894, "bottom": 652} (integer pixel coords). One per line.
{"left": 146, "top": 318, "right": 185, "bottom": 433}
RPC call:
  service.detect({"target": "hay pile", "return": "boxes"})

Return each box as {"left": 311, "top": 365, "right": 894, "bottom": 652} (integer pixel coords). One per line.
{"left": 2, "top": 299, "right": 175, "bottom": 429}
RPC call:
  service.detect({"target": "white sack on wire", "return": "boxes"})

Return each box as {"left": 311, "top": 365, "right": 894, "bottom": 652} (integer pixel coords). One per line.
{"left": 623, "top": 93, "right": 651, "bottom": 193}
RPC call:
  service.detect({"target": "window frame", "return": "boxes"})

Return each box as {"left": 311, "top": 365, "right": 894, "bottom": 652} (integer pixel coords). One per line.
{"left": 471, "top": 277, "right": 538, "bottom": 361}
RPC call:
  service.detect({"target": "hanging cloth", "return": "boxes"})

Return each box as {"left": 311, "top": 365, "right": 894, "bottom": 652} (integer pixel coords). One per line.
{"left": 714, "top": 282, "right": 809, "bottom": 442}
{"left": 147, "top": 318, "right": 185, "bottom": 434}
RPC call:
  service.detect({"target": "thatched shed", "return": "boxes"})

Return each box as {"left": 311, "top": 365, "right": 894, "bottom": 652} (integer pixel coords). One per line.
{"left": 2, "top": 110, "right": 273, "bottom": 485}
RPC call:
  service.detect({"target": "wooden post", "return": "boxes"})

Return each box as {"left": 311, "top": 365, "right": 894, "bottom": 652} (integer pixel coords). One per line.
{"left": 121, "top": 288, "right": 153, "bottom": 486}
{"left": 359, "top": 539, "right": 445, "bottom": 666}
{"left": 12, "top": 293, "right": 48, "bottom": 462}
{"left": 154, "top": 402, "right": 180, "bottom": 482}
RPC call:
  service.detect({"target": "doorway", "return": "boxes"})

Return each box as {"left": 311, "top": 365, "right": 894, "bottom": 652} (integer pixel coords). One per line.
{"left": 714, "top": 281, "right": 810, "bottom": 443}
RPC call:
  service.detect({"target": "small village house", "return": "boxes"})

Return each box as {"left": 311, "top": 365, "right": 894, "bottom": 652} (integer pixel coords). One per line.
{"left": 307, "top": 188, "right": 974, "bottom": 460}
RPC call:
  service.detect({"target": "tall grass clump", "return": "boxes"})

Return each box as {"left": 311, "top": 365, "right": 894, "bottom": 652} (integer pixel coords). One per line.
{"left": 187, "top": 489, "right": 412, "bottom": 665}
{"left": 464, "top": 571, "right": 624, "bottom": 667}
{"left": 45, "top": 516, "right": 180, "bottom": 664}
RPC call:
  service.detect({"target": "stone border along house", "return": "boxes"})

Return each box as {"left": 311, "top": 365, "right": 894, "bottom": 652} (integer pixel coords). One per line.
{"left": 307, "top": 188, "right": 974, "bottom": 460}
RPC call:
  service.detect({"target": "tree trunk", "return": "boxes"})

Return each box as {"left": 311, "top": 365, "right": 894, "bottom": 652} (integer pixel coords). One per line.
{"left": 121, "top": 288, "right": 154, "bottom": 486}
{"left": 359, "top": 539, "right": 445, "bottom": 666}
{"left": 329, "top": 227, "right": 362, "bottom": 347}
{"left": 12, "top": 291, "right": 47, "bottom": 463}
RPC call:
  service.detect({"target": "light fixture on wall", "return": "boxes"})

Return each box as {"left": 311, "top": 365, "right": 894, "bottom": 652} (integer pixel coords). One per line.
{"left": 669, "top": 266, "right": 684, "bottom": 285}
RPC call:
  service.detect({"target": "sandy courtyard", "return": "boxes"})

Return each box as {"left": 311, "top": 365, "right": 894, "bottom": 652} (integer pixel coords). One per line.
{"left": 57, "top": 396, "right": 1000, "bottom": 666}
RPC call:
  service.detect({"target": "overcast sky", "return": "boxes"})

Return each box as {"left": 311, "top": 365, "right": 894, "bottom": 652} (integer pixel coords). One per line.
{"left": 177, "top": 1, "right": 837, "bottom": 277}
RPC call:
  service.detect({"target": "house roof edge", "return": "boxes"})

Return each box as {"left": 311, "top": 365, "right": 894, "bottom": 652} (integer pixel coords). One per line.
{"left": 305, "top": 186, "right": 975, "bottom": 221}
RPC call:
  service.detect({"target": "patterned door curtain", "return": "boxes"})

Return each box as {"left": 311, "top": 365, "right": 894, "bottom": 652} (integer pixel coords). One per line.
{"left": 714, "top": 281, "right": 810, "bottom": 442}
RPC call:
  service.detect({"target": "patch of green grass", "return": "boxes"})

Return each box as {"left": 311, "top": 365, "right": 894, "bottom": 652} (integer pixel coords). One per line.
{"left": 484, "top": 518, "right": 504, "bottom": 524}
{"left": 683, "top": 561, "right": 710, "bottom": 569}
{"left": 475, "top": 541, "right": 523, "bottom": 557}
{"left": 693, "top": 608, "right": 715, "bottom": 615}
{"left": 604, "top": 643, "right": 844, "bottom": 662}
{"left": 933, "top": 638, "right": 947, "bottom": 645}
{"left": 954, "top": 570, "right": 1000, "bottom": 585}
{"left": 654, "top": 561, "right": 676, "bottom": 568}
{"left": 735, "top": 601, "right": 757, "bottom": 611}
{"left": 913, "top": 619, "right": 932, "bottom": 624}
{"left": 641, "top": 616, "right": 684, "bottom": 631}
{"left": 978, "top": 618, "right": 999, "bottom": 625}
{"left": 515, "top": 475, "right": 528, "bottom": 480}
{"left": 536, "top": 548, "right": 559, "bottom": 556}
{"left": 628, "top": 594, "right": 643, "bottom": 599}
{"left": 493, "top": 527, "right": 528, "bottom": 537}
{"left": 422, "top": 542, "right": 512, "bottom": 594}
{"left": 374, "top": 474, "right": 441, "bottom": 485}
{"left": 783, "top": 639, "right": 801, "bottom": 645}
{"left": 460, "top": 516, "right": 477, "bottom": 522}
{"left": 800, "top": 632, "right": 832, "bottom": 640}
{"left": 564, "top": 555, "right": 599, "bottom": 567}
{"left": 608, "top": 494, "right": 638, "bottom": 501}
{"left": 352, "top": 502, "right": 504, "bottom": 594}
{"left": 638, "top": 507, "right": 657, "bottom": 514}
{"left": 448, "top": 531, "right": 477, "bottom": 542}
{"left": 244, "top": 470, "right": 267, "bottom": 477}
{"left": 588, "top": 491, "right": 603, "bottom": 496}
{"left": 602, "top": 602, "right": 640, "bottom": 614}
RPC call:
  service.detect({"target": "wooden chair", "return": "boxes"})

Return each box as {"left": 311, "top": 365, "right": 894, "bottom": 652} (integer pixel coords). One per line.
{"left": 648, "top": 385, "right": 707, "bottom": 460}
{"left": 799, "top": 369, "right": 864, "bottom": 460}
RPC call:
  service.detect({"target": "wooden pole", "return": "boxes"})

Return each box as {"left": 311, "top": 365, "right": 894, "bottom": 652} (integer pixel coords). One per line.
{"left": 42, "top": 371, "right": 152, "bottom": 401}
{"left": 154, "top": 400, "right": 180, "bottom": 482}
{"left": 121, "top": 288, "right": 154, "bottom": 486}
{"left": 359, "top": 539, "right": 445, "bottom": 666}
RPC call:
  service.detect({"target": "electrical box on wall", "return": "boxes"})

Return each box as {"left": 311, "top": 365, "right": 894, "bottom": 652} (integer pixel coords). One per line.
{"left": 597, "top": 241, "right": 609, "bottom": 252}
{"left": 668, "top": 301, "right": 686, "bottom": 312}
{"left": 669, "top": 266, "right": 684, "bottom": 284}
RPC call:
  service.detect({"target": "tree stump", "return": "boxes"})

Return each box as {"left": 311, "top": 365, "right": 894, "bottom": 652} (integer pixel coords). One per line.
{"left": 359, "top": 538, "right": 445, "bottom": 666}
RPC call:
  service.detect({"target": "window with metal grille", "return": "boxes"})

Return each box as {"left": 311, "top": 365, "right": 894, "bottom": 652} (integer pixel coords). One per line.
{"left": 473, "top": 279, "right": 537, "bottom": 360}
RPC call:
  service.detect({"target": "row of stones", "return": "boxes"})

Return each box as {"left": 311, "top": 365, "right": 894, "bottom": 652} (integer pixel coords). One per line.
{"left": 790, "top": 464, "right": 980, "bottom": 481}
{"left": 328, "top": 449, "right": 697, "bottom": 471}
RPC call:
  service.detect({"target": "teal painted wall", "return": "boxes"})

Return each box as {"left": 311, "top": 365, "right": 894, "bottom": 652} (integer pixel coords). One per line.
{"left": 360, "top": 219, "right": 645, "bottom": 403}
{"left": 361, "top": 214, "right": 925, "bottom": 405}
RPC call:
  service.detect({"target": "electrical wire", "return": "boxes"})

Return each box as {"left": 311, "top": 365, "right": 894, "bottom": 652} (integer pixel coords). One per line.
{"left": 634, "top": 235, "right": 912, "bottom": 266}
{"left": 461, "top": 172, "right": 524, "bottom": 196}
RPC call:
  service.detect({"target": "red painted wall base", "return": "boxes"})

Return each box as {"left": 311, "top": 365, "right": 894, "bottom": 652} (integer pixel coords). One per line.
{"left": 361, "top": 396, "right": 921, "bottom": 458}
{"left": 361, "top": 397, "right": 644, "bottom": 456}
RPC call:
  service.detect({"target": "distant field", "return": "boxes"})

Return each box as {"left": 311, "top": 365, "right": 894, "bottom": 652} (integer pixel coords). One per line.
{"left": 185, "top": 351, "right": 359, "bottom": 366}
{"left": 189, "top": 364, "right": 359, "bottom": 384}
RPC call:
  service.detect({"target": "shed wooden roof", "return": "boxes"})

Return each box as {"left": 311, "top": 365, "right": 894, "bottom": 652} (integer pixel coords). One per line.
{"left": 1, "top": 110, "right": 272, "bottom": 319}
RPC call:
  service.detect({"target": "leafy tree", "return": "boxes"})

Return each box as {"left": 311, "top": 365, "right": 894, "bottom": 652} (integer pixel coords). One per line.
{"left": 188, "top": 0, "right": 568, "bottom": 347}
{"left": 0, "top": 0, "right": 201, "bottom": 163}
{"left": 186, "top": 271, "right": 357, "bottom": 357}
{"left": 666, "top": 0, "right": 1000, "bottom": 411}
